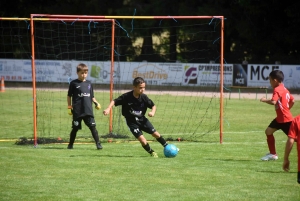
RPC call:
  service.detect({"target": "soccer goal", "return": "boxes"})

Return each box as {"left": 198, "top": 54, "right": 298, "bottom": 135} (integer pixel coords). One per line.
{"left": 0, "top": 14, "right": 226, "bottom": 145}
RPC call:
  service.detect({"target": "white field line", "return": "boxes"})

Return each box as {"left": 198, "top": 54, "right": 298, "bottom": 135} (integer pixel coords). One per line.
{"left": 162, "top": 130, "right": 262, "bottom": 135}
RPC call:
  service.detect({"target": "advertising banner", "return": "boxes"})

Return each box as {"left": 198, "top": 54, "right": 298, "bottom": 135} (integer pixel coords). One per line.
{"left": 1, "top": 59, "right": 300, "bottom": 89}
{"left": 182, "top": 63, "right": 232, "bottom": 86}
{"left": 0, "top": 59, "right": 233, "bottom": 86}
{"left": 232, "top": 64, "right": 247, "bottom": 86}
{"left": 246, "top": 64, "right": 300, "bottom": 89}
{"left": 281, "top": 65, "right": 300, "bottom": 89}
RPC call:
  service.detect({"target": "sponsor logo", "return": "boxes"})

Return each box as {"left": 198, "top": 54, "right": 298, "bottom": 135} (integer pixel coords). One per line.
{"left": 130, "top": 110, "right": 142, "bottom": 116}
{"left": 198, "top": 65, "right": 232, "bottom": 71}
{"left": 78, "top": 93, "right": 90, "bottom": 97}
{"left": 249, "top": 65, "right": 279, "bottom": 81}
{"left": 132, "top": 64, "right": 168, "bottom": 80}
{"left": 235, "top": 69, "right": 244, "bottom": 84}
{"left": 183, "top": 65, "right": 197, "bottom": 84}
{"left": 90, "top": 65, "right": 102, "bottom": 79}
{"left": 62, "top": 63, "right": 72, "bottom": 77}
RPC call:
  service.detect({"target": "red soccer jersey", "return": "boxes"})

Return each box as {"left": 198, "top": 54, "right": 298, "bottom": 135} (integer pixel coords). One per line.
{"left": 272, "top": 84, "right": 294, "bottom": 123}
{"left": 287, "top": 115, "right": 300, "bottom": 171}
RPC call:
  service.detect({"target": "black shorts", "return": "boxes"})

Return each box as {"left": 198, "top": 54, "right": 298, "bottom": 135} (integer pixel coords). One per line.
{"left": 72, "top": 116, "right": 96, "bottom": 130}
{"left": 126, "top": 117, "right": 156, "bottom": 138}
{"left": 268, "top": 118, "right": 292, "bottom": 135}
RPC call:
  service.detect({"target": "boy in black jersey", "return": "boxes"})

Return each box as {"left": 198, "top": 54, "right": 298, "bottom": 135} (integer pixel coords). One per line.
{"left": 67, "top": 63, "right": 102, "bottom": 150}
{"left": 103, "top": 77, "right": 168, "bottom": 157}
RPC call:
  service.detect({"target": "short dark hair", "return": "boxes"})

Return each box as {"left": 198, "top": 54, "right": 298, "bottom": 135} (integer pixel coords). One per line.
{"left": 269, "top": 70, "right": 284, "bottom": 82}
{"left": 77, "top": 63, "right": 88, "bottom": 72}
{"left": 133, "top": 77, "right": 145, "bottom": 86}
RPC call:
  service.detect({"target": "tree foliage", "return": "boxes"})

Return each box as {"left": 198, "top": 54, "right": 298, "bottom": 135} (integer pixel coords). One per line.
{"left": 0, "top": 0, "right": 298, "bottom": 64}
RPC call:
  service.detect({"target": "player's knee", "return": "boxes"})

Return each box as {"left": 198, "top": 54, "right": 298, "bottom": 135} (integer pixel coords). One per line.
{"left": 265, "top": 127, "right": 275, "bottom": 135}
{"left": 72, "top": 127, "right": 79, "bottom": 132}
{"left": 138, "top": 136, "right": 147, "bottom": 145}
{"left": 89, "top": 125, "right": 96, "bottom": 131}
{"left": 151, "top": 131, "right": 160, "bottom": 138}
{"left": 140, "top": 141, "right": 147, "bottom": 146}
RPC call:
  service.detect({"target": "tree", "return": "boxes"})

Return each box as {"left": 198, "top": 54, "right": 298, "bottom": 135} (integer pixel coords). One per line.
{"left": 0, "top": 0, "right": 299, "bottom": 64}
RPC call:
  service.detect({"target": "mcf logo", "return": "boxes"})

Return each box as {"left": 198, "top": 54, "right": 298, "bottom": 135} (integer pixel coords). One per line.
{"left": 184, "top": 66, "right": 198, "bottom": 84}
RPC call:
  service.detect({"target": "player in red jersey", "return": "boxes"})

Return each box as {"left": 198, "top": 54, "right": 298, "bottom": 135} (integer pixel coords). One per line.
{"left": 260, "top": 70, "right": 294, "bottom": 161}
{"left": 283, "top": 115, "right": 300, "bottom": 184}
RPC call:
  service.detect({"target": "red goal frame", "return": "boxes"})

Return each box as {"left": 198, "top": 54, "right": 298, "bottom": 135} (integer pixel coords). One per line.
{"left": 30, "top": 14, "right": 225, "bottom": 146}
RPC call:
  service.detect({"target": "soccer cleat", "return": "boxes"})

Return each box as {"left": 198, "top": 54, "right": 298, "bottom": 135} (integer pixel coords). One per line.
{"left": 260, "top": 153, "right": 278, "bottom": 161}
{"left": 67, "top": 144, "right": 73, "bottom": 149}
{"left": 151, "top": 152, "right": 158, "bottom": 158}
{"left": 96, "top": 142, "right": 103, "bottom": 150}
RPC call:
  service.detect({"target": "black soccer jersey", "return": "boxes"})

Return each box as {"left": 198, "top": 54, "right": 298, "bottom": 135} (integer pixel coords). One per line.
{"left": 68, "top": 79, "right": 94, "bottom": 119}
{"left": 114, "top": 91, "right": 155, "bottom": 119}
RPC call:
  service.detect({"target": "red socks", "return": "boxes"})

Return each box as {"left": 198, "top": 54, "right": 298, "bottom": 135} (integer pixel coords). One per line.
{"left": 267, "top": 134, "right": 276, "bottom": 155}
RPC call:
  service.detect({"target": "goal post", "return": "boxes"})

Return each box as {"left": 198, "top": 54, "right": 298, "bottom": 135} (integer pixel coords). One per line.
{"left": 30, "top": 14, "right": 116, "bottom": 146}
{"left": 0, "top": 15, "right": 225, "bottom": 144}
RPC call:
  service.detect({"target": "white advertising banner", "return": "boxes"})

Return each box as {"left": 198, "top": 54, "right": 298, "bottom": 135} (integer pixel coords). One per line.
{"left": 247, "top": 64, "right": 300, "bottom": 89}
{"left": 0, "top": 59, "right": 113, "bottom": 84}
{"left": 182, "top": 64, "right": 232, "bottom": 86}
{"left": 116, "top": 62, "right": 184, "bottom": 85}
{"left": 280, "top": 65, "right": 300, "bottom": 88}
{"left": 0, "top": 59, "right": 233, "bottom": 86}
{"left": 1, "top": 59, "right": 300, "bottom": 88}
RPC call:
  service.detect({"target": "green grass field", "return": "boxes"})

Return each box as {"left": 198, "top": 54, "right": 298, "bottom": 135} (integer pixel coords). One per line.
{"left": 0, "top": 89, "right": 300, "bottom": 200}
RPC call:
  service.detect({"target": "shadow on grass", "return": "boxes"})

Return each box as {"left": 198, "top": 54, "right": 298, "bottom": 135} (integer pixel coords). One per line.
{"left": 68, "top": 154, "right": 149, "bottom": 158}
{"left": 205, "top": 158, "right": 252, "bottom": 162}
{"left": 40, "top": 146, "right": 66, "bottom": 149}
{"left": 256, "top": 170, "right": 298, "bottom": 173}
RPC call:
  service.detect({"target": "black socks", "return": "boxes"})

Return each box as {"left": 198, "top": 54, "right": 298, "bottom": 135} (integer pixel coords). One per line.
{"left": 156, "top": 136, "right": 168, "bottom": 147}
{"left": 69, "top": 128, "right": 78, "bottom": 145}
{"left": 89, "top": 126, "right": 101, "bottom": 144}
{"left": 142, "top": 143, "right": 154, "bottom": 154}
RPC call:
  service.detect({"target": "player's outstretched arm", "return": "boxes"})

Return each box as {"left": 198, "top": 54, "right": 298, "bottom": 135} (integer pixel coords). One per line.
{"left": 260, "top": 97, "right": 276, "bottom": 105}
{"left": 282, "top": 137, "right": 294, "bottom": 172}
{"left": 148, "top": 105, "right": 156, "bottom": 117}
{"left": 103, "top": 100, "right": 115, "bottom": 116}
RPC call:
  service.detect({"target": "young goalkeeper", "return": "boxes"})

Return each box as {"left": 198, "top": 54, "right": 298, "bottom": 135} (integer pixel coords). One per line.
{"left": 282, "top": 115, "right": 300, "bottom": 184}
{"left": 67, "top": 63, "right": 102, "bottom": 150}
{"left": 103, "top": 77, "right": 169, "bottom": 157}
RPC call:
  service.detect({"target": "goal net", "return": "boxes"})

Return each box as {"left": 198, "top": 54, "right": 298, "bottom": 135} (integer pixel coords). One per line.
{"left": 0, "top": 15, "right": 227, "bottom": 144}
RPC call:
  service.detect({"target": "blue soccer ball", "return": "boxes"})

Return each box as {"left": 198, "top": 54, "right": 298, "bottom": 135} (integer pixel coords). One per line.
{"left": 164, "top": 144, "right": 178, "bottom": 158}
